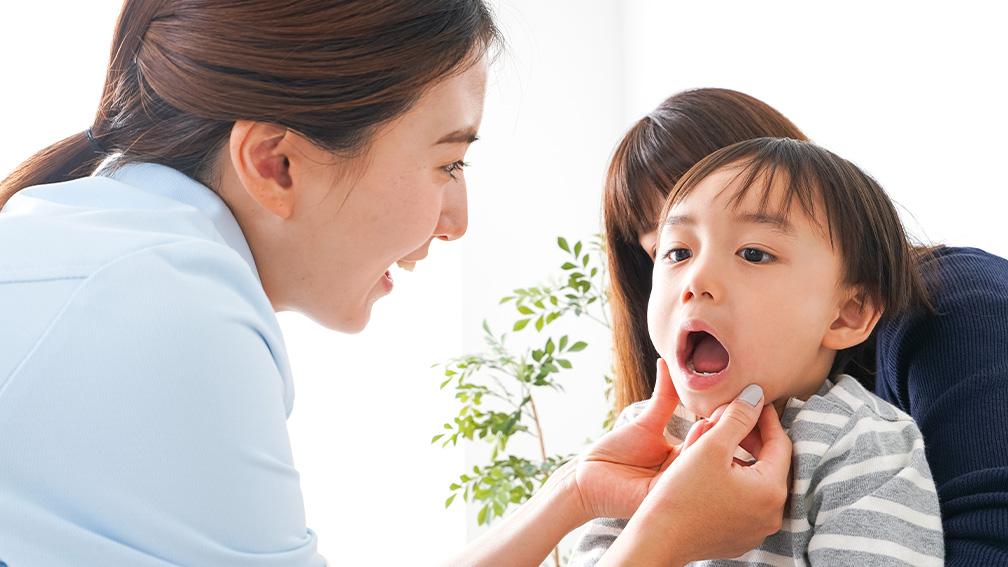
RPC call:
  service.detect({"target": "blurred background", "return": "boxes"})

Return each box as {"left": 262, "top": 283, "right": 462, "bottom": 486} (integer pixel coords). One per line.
{"left": 3, "top": 1, "right": 1005, "bottom": 563}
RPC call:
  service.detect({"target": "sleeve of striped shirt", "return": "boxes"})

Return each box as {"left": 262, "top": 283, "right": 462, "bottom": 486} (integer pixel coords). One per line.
{"left": 568, "top": 401, "right": 698, "bottom": 567}
{"left": 804, "top": 400, "right": 944, "bottom": 566}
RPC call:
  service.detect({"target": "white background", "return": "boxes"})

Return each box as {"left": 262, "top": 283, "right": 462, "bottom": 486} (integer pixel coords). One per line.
{"left": 2, "top": 1, "right": 1005, "bottom": 564}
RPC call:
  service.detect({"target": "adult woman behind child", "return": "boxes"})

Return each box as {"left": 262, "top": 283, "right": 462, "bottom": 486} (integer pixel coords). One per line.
{"left": 600, "top": 87, "right": 1008, "bottom": 565}
{"left": 0, "top": 3, "right": 793, "bottom": 567}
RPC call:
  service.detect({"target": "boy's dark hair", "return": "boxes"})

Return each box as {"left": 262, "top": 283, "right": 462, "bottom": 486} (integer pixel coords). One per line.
{"left": 659, "top": 137, "right": 934, "bottom": 374}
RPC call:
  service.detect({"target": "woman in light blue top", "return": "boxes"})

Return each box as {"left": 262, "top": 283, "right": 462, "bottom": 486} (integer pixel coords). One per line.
{"left": 0, "top": 2, "right": 793, "bottom": 566}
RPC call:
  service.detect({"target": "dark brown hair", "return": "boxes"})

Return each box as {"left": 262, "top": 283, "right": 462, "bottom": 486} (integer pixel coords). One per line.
{"left": 658, "top": 137, "right": 933, "bottom": 379}
{"left": 1, "top": 0, "right": 501, "bottom": 204}
{"left": 603, "top": 88, "right": 808, "bottom": 415}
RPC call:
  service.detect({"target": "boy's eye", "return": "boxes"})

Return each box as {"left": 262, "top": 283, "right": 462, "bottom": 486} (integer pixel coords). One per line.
{"left": 664, "top": 248, "right": 692, "bottom": 263}
{"left": 739, "top": 248, "right": 775, "bottom": 264}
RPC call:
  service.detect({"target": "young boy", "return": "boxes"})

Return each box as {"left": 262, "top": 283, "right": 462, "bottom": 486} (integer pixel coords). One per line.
{"left": 572, "top": 138, "right": 943, "bottom": 566}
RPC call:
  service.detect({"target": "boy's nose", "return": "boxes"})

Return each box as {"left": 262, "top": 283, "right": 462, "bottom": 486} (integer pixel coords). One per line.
{"left": 680, "top": 256, "right": 722, "bottom": 303}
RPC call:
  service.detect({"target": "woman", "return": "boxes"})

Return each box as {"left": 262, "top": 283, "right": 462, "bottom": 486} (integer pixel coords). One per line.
{"left": 602, "top": 87, "right": 1008, "bottom": 565}
{"left": 0, "top": 3, "right": 791, "bottom": 566}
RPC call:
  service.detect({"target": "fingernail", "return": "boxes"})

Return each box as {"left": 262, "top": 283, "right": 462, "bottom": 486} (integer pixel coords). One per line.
{"left": 737, "top": 384, "right": 763, "bottom": 407}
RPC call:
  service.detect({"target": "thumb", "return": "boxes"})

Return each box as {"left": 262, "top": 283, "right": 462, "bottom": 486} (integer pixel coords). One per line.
{"left": 703, "top": 384, "right": 764, "bottom": 452}
{"left": 634, "top": 358, "right": 680, "bottom": 432}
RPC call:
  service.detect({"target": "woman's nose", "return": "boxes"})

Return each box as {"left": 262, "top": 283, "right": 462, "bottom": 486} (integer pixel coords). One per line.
{"left": 436, "top": 180, "right": 468, "bottom": 241}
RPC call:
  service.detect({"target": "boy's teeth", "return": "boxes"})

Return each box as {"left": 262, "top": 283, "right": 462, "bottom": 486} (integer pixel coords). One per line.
{"left": 686, "top": 359, "right": 716, "bottom": 376}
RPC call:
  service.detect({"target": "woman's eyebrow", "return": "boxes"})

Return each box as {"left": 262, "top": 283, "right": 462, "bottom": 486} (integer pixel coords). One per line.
{"left": 435, "top": 127, "right": 480, "bottom": 145}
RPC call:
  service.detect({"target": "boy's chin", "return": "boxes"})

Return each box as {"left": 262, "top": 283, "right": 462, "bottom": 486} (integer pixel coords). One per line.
{"left": 678, "top": 394, "right": 720, "bottom": 420}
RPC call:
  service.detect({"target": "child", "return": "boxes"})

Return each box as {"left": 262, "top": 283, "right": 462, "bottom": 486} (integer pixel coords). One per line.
{"left": 572, "top": 137, "right": 943, "bottom": 566}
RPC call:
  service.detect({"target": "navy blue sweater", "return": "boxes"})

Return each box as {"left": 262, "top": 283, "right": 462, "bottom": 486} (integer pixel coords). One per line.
{"left": 876, "top": 247, "right": 1008, "bottom": 565}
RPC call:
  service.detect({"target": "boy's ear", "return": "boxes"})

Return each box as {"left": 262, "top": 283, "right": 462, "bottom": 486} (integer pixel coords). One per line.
{"left": 822, "top": 288, "right": 882, "bottom": 351}
{"left": 228, "top": 120, "right": 295, "bottom": 219}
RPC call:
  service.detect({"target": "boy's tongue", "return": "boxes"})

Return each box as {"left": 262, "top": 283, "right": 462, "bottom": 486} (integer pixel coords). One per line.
{"left": 692, "top": 335, "right": 729, "bottom": 373}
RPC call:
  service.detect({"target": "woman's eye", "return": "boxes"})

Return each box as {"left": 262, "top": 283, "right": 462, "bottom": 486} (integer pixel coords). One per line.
{"left": 739, "top": 248, "right": 775, "bottom": 264}
{"left": 664, "top": 248, "right": 692, "bottom": 263}
{"left": 443, "top": 160, "right": 469, "bottom": 181}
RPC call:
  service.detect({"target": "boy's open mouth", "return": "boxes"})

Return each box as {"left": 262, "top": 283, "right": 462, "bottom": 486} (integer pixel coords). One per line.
{"left": 683, "top": 331, "right": 730, "bottom": 375}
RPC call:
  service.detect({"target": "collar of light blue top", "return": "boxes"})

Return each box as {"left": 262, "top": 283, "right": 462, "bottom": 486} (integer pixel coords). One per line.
{"left": 99, "top": 162, "right": 259, "bottom": 279}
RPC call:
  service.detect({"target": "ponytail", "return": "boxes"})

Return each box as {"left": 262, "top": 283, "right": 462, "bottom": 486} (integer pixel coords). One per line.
{"left": 0, "top": 131, "right": 108, "bottom": 207}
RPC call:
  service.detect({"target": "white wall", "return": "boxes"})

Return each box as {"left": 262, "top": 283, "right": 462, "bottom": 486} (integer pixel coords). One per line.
{"left": 3, "top": 1, "right": 1005, "bottom": 565}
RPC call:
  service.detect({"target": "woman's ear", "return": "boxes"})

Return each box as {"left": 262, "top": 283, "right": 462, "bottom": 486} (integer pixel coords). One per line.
{"left": 228, "top": 120, "right": 295, "bottom": 219}
{"left": 822, "top": 288, "right": 882, "bottom": 351}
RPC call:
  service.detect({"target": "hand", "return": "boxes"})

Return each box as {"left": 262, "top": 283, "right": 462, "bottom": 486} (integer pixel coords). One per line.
{"left": 599, "top": 364, "right": 793, "bottom": 566}
{"left": 570, "top": 358, "right": 683, "bottom": 521}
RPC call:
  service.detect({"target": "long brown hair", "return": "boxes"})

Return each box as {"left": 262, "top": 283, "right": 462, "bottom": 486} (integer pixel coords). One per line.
{"left": 657, "top": 137, "right": 933, "bottom": 376}
{"left": 1, "top": 0, "right": 501, "bottom": 205}
{"left": 604, "top": 88, "right": 808, "bottom": 415}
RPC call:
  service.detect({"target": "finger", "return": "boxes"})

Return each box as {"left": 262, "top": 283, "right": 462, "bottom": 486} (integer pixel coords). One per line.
{"left": 749, "top": 403, "right": 791, "bottom": 477}
{"left": 682, "top": 418, "right": 712, "bottom": 450}
{"left": 634, "top": 358, "right": 681, "bottom": 431}
{"left": 701, "top": 384, "right": 764, "bottom": 453}
{"left": 737, "top": 423, "right": 764, "bottom": 458}
{"left": 708, "top": 404, "right": 727, "bottom": 424}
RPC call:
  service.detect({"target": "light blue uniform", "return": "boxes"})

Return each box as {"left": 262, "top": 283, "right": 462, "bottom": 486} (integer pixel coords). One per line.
{"left": 0, "top": 164, "right": 325, "bottom": 566}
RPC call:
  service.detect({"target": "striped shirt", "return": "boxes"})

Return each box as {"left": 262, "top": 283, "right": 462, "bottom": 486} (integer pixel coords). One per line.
{"left": 570, "top": 374, "right": 944, "bottom": 567}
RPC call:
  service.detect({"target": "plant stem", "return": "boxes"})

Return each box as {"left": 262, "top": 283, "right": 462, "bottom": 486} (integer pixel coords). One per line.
{"left": 527, "top": 392, "right": 548, "bottom": 464}
{"left": 527, "top": 392, "right": 560, "bottom": 567}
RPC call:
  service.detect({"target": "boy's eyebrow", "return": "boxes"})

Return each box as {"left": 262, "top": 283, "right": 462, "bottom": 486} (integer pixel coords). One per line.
{"left": 435, "top": 127, "right": 480, "bottom": 146}
{"left": 662, "top": 214, "right": 694, "bottom": 228}
{"left": 661, "top": 211, "right": 796, "bottom": 236}
{"left": 735, "top": 211, "right": 796, "bottom": 236}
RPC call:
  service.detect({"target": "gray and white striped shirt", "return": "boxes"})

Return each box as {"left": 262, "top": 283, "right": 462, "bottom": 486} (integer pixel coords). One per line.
{"left": 569, "top": 374, "right": 943, "bottom": 567}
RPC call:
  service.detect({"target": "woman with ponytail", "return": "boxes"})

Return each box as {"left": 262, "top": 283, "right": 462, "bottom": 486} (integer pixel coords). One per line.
{"left": 0, "top": 2, "right": 792, "bottom": 566}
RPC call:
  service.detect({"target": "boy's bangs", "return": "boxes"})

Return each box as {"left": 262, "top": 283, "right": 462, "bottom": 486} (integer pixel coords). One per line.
{"left": 662, "top": 140, "right": 833, "bottom": 243}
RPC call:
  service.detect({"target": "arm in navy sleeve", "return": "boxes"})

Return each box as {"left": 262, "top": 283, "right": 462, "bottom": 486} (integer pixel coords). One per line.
{"left": 875, "top": 247, "right": 1008, "bottom": 565}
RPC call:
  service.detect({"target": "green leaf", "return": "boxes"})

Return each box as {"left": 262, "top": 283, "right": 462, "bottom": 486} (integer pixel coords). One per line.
{"left": 561, "top": 262, "right": 577, "bottom": 270}
{"left": 432, "top": 434, "right": 445, "bottom": 443}
{"left": 545, "top": 338, "right": 555, "bottom": 354}
{"left": 498, "top": 296, "right": 515, "bottom": 304}
{"left": 550, "top": 296, "right": 558, "bottom": 306}
{"left": 513, "top": 318, "right": 530, "bottom": 331}
{"left": 517, "top": 305, "right": 534, "bottom": 315}
{"left": 568, "top": 341, "right": 588, "bottom": 352}
{"left": 557, "top": 359, "right": 572, "bottom": 369}
{"left": 535, "top": 315, "right": 544, "bottom": 332}
{"left": 590, "top": 267, "right": 598, "bottom": 277}
{"left": 559, "top": 335, "right": 569, "bottom": 350}
{"left": 477, "top": 505, "right": 489, "bottom": 525}
{"left": 445, "top": 494, "right": 457, "bottom": 508}
{"left": 574, "top": 241, "right": 582, "bottom": 257}
{"left": 583, "top": 254, "right": 590, "bottom": 267}
{"left": 558, "top": 237, "right": 570, "bottom": 252}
